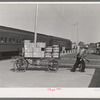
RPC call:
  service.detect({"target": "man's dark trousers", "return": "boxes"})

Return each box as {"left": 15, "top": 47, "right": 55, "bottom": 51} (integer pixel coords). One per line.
{"left": 71, "top": 56, "right": 85, "bottom": 72}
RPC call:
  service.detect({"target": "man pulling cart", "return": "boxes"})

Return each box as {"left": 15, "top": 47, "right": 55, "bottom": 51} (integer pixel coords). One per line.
{"left": 70, "top": 45, "right": 89, "bottom": 72}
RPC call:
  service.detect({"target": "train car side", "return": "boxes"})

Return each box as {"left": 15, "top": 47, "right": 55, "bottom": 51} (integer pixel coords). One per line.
{"left": 37, "top": 33, "right": 50, "bottom": 46}
{"left": 0, "top": 26, "right": 72, "bottom": 58}
{"left": 0, "top": 26, "right": 34, "bottom": 57}
{"left": 48, "top": 36, "right": 72, "bottom": 52}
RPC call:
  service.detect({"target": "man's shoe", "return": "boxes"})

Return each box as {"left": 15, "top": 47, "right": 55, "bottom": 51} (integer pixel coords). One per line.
{"left": 70, "top": 69, "right": 75, "bottom": 72}
{"left": 80, "top": 70, "right": 85, "bottom": 72}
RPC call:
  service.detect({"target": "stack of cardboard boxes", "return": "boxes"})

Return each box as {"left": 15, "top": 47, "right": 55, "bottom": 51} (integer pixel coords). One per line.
{"left": 45, "top": 45, "right": 60, "bottom": 58}
{"left": 52, "top": 45, "right": 59, "bottom": 58}
{"left": 24, "top": 40, "right": 46, "bottom": 58}
{"left": 45, "top": 46, "right": 52, "bottom": 58}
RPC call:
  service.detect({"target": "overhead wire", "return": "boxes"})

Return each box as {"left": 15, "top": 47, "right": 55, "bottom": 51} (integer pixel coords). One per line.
{"left": 50, "top": 5, "right": 76, "bottom": 39}
{"left": 50, "top": 5, "right": 75, "bottom": 27}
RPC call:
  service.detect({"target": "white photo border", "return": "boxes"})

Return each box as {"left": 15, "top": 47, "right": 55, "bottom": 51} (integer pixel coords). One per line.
{"left": 0, "top": 2, "right": 100, "bottom": 98}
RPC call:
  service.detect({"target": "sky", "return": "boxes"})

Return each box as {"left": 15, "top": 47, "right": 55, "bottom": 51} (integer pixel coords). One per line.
{"left": 0, "top": 3, "right": 100, "bottom": 44}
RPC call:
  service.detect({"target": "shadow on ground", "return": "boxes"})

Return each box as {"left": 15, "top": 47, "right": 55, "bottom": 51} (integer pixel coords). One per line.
{"left": 10, "top": 67, "right": 48, "bottom": 72}
{"left": 89, "top": 68, "right": 100, "bottom": 87}
{"left": 10, "top": 65, "right": 73, "bottom": 72}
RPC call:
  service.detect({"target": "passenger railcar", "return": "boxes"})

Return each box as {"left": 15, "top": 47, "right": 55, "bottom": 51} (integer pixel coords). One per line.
{"left": 0, "top": 25, "right": 72, "bottom": 58}
{"left": 0, "top": 26, "right": 34, "bottom": 58}
{"left": 37, "top": 33, "right": 50, "bottom": 46}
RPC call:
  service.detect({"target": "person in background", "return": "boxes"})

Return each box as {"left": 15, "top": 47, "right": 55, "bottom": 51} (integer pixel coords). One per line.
{"left": 70, "top": 45, "right": 89, "bottom": 72}
{"left": 77, "top": 45, "right": 81, "bottom": 53}
{"left": 22, "top": 47, "right": 25, "bottom": 57}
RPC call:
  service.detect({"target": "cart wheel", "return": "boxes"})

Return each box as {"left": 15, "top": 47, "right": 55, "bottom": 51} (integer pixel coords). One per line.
{"left": 16, "top": 58, "right": 28, "bottom": 70}
{"left": 48, "top": 59, "right": 59, "bottom": 71}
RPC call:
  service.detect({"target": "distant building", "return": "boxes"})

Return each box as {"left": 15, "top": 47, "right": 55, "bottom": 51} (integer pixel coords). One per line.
{"left": 72, "top": 42, "right": 77, "bottom": 49}
{"left": 89, "top": 43, "right": 96, "bottom": 48}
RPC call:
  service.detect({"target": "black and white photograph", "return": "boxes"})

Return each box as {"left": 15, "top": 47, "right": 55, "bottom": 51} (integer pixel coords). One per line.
{"left": 0, "top": 2, "right": 100, "bottom": 98}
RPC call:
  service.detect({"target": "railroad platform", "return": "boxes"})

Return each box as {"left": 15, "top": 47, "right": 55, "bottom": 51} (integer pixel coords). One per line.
{"left": 0, "top": 58, "right": 96, "bottom": 87}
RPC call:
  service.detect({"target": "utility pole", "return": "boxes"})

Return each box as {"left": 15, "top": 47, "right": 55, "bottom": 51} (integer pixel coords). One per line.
{"left": 34, "top": 4, "right": 38, "bottom": 45}
{"left": 74, "top": 23, "right": 79, "bottom": 46}
{"left": 74, "top": 23, "right": 79, "bottom": 53}
{"left": 76, "top": 23, "right": 78, "bottom": 46}
{"left": 33, "top": 4, "right": 39, "bottom": 65}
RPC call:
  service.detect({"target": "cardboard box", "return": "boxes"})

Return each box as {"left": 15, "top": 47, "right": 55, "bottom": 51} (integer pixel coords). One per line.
{"left": 24, "top": 43, "right": 36, "bottom": 53}
{"left": 32, "top": 48, "right": 43, "bottom": 57}
{"left": 25, "top": 53, "right": 33, "bottom": 57}
{"left": 36, "top": 42, "right": 46, "bottom": 48}
{"left": 24, "top": 43, "right": 35, "bottom": 48}
{"left": 24, "top": 40, "right": 31, "bottom": 44}
{"left": 41, "top": 51, "right": 44, "bottom": 57}
{"left": 24, "top": 42, "right": 45, "bottom": 58}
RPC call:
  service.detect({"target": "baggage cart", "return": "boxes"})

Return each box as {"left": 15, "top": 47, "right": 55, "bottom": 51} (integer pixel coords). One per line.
{"left": 13, "top": 41, "right": 60, "bottom": 71}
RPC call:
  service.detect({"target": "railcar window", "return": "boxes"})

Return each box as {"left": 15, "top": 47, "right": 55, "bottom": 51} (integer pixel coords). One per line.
{"left": 0, "top": 37, "right": 4, "bottom": 43}
{"left": 4, "top": 37, "right": 7, "bottom": 43}
{"left": 23, "top": 39, "right": 24, "bottom": 43}
{"left": 16, "top": 39, "right": 19, "bottom": 43}
{"left": 21, "top": 39, "right": 23, "bottom": 43}
{"left": 16, "top": 39, "right": 21, "bottom": 43}
{"left": 15, "top": 38, "right": 17, "bottom": 43}
{"left": 19, "top": 39, "right": 21, "bottom": 43}
{"left": 22, "top": 39, "right": 24, "bottom": 43}
{"left": 9, "top": 38, "right": 12, "bottom": 43}
{"left": 12, "top": 38, "right": 15, "bottom": 43}
{"left": 8, "top": 38, "right": 15, "bottom": 43}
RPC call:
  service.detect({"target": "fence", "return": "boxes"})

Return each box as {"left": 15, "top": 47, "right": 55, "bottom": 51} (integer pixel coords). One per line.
{"left": 60, "top": 48, "right": 77, "bottom": 56}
